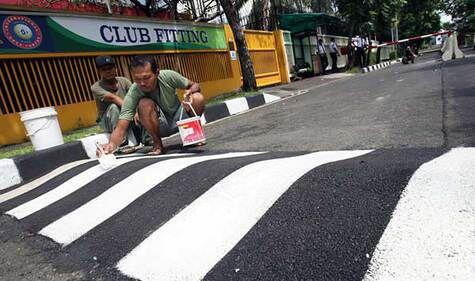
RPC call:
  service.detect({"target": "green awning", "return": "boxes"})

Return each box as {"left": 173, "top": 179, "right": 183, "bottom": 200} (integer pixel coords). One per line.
{"left": 278, "top": 13, "right": 342, "bottom": 35}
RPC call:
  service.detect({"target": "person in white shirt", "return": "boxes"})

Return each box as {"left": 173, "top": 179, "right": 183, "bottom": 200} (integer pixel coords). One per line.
{"left": 317, "top": 38, "right": 328, "bottom": 75}
{"left": 329, "top": 38, "right": 340, "bottom": 73}
{"left": 354, "top": 35, "right": 365, "bottom": 67}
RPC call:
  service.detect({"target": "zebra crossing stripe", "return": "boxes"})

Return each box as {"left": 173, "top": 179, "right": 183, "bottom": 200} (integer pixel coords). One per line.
{"left": 6, "top": 158, "right": 137, "bottom": 219}
{"left": 117, "top": 150, "right": 371, "bottom": 281}
{"left": 39, "top": 152, "right": 263, "bottom": 245}
{"left": 364, "top": 148, "right": 475, "bottom": 280}
{"left": 6, "top": 154, "right": 185, "bottom": 219}
{"left": 0, "top": 159, "right": 93, "bottom": 204}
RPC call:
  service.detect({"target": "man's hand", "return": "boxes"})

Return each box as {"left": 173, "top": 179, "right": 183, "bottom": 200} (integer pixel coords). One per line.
{"left": 134, "top": 112, "right": 140, "bottom": 125}
{"left": 183, "top": 89, "right": 193, "bottom": 104}
{"left": 96, "top": 142, "right": 117, "bottom": 157}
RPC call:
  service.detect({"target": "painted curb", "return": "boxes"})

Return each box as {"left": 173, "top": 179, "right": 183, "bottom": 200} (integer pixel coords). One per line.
{"left": 0, "top": 93, "right": 281, "bottom": 190}
{"left": 362, "top": 60, "right": 399, "bottom": 73}
{"left": 0, "top": 159, "right": 21, "bottom": 190}
{"left": 202, "top": 94, "right": 280, "bottom": 124}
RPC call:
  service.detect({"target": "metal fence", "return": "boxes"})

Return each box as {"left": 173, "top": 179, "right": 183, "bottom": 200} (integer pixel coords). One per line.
{"left": 0, "top": 51, "right": 232, "bottom": 115}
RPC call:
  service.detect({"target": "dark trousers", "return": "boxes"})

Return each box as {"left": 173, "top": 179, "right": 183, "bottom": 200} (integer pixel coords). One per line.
{"left": 330, "top": 53, "right": 338, "bottom": 72}
{"left": 319, "top": 54, "right": 328, "bottom": 74}
{"left": 356, "top": 47, "right": 365, "bottom": 67}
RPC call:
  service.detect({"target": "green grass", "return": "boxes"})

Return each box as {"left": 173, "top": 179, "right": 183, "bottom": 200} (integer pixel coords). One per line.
{"left": 0, "top": 125, "right": 102, "bottom": 159}
{"left": 369, "top": 52, "right": 378, "bottom": 65}
{"left": 345, "top": 66, "right": 361, "bottom": 74}
{"left": 0, "top": 144, "right": 34, "bottom": 159}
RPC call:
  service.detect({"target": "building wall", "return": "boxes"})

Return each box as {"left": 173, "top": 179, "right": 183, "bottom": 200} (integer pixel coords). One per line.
{"left": 0, "top": 15, "right": 288, "bottom": 146}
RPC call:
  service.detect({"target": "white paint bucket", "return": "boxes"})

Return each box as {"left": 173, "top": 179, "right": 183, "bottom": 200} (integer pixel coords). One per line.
{"left": 176, "top": 103, "right": 206, "bottom": 146}
{"left": 20, "top": 107, "right": 64, "bottom": 151}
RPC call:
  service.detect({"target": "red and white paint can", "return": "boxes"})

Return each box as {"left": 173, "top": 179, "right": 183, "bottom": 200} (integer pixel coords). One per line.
{"left": 176, "top": 102, "right": 206, "bottom": 146}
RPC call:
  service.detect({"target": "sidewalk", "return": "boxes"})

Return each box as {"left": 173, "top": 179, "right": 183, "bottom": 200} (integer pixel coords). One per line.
{"left": 262, "top": 72, "right": 356, "bottom": 98}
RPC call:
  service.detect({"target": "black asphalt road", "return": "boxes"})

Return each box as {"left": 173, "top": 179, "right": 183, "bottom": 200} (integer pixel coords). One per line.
{"left": 1, "top": 53, "right": 474, "bottom": 281}
{"left": 163, "top": 53, "right": 475, "bottom": 151}
{"left": 1, "top": 149, "right": 445, "bottom": 281}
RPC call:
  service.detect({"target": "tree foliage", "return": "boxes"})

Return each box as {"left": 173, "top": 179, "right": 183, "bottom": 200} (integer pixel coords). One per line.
{"left": 331, "top": 0, "right": 441, "bottom": 41}
{"left": 398, "top": 0, "right": 441, "bottom": 39}
{"left": 441, "top": 0, "right": 475, "bottom": 32}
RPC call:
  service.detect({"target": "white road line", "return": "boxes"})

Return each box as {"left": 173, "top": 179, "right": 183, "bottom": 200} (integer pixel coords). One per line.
{"left": 0, "top": 159, "right": 93, "bottom": 204}
{"left": 39, "top": 152, "right": 263, "bottom": 245}
{"left": 6, "top": 154, "right": 184, "bottom": 219}
{"left": 364, "top": 148, "right": 475, "bottom": 281}
{"left": 224, "top": 97, "right": 249, "bottom": 115}
{"left": 117, "top": 150, "right": 372, "bottom": 281}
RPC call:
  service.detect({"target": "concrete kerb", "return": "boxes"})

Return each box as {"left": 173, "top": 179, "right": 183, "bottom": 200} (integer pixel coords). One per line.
{"left": 0, "top": 93, "right": 281, "bottom": 190}
{"left": 362, "top": 59, "right": 399, "bottom": 73}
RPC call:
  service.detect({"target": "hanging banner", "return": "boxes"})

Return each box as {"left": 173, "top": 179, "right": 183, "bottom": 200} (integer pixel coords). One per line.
{"left": 0, "top": 12, "right": 227, "bottom": 54}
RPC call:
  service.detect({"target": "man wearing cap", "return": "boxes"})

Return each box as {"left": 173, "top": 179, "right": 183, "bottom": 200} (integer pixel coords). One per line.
{"left": 99, "top": 55, "right": 205, "bottom": 155}
{"left": 91, "top": 56, "right": 138, "bottom": 145}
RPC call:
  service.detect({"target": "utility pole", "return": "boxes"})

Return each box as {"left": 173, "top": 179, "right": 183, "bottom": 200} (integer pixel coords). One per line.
{"left": 395, "top": 14, "right": 399, "bottom": 43}
{"left": 392, "top": 14, "right": 399, "bottom": 58}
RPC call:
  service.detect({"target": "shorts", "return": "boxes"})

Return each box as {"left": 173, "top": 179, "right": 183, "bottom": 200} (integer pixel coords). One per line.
{"left": 157, "top": 104, "right": 190, "bottom": 137}
{"left": 140, "top": 102, "right": 190, "bottom": 144}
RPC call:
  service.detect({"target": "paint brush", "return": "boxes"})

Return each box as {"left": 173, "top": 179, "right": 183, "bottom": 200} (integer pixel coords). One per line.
{"left": 95, "top": 141, "right": 116, "bottom": 170}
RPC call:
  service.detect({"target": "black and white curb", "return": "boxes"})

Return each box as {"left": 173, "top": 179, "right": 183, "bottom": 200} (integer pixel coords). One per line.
{"left": 362, "top": 60, "right": 397, "bottom": 73}
{"left": 0, "top": 94, "right": 281, "bottom": 190}
{"left": 201, "top": 93, "right": 280, "bottom": 124}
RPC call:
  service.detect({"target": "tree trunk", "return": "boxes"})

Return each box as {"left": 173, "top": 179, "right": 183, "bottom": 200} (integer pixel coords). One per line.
{"left": 168, "top": 0, "right": 178, "bottom": 20}
{"left": 219, "top": 0, "right": 257, "bottom": 91}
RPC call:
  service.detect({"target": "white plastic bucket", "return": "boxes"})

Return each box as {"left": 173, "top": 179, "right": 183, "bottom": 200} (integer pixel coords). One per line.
{"left": 20, "top": 107, "right": 64, "bottom": 151}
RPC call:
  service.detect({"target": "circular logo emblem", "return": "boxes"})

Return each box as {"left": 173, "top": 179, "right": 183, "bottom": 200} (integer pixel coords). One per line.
{"left": 2, "top": 16, "right": 42, "bottom": 49}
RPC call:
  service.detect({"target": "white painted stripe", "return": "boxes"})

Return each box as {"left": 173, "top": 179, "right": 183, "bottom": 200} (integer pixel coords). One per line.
{"left": 200, "top": 114, "right": 207, "bottom": 125}
{"left": 398, "top": 39, "right": 409, "bottom": 43}
{"left": 364, "top": 148, "right": 475, "bottom": 281}
{"left": 6, "top": 154, "right": 184, "bottom": 219}
{"left": 6, "top": 158, "right": 135, "bottom": 219}
{"left": 39, "top": 152, "right": 263, "bottom": 245}
{"left": 80, "top": 133, "right": 110, "bottom": 159}
{"left": 370, "top": 66, "right": 375, "bottom": 71}
{"left": 0, "top": 159, "right": 22, "bottom": 191}
{"left": 117, "top": 150, "right": 372, "bottom": 281}
{"left": 0, "top": 159, "right": 93, "bottom": 204}
{"left": 224, "top": 97, "right": 249, "bottom": 115}
{"left": 263, "top": 93, "right": 281, "bottom": 103}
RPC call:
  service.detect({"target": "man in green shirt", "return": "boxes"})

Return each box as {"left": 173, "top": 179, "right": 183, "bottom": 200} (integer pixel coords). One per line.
{"left": 91, "top": 56, "right": 139, "bottom": 146}
{"left": 99, "top": 55, "right": 205, "bottom": 155}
